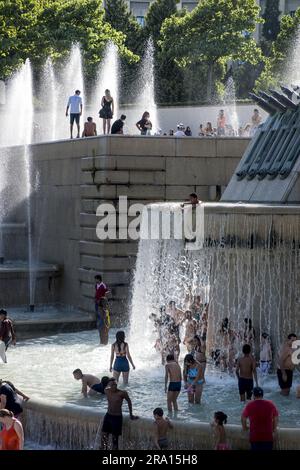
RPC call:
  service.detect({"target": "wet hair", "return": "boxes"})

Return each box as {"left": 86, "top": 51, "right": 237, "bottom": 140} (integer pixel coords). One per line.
{"left": 189, "top": 193, "right": 198, "bottom": 199}
{"left": 115, "top": 331, "right": 126, "bottom": 352}
{"left": 95, "top": 274, "right": 102, "bottom": 281}
{"left": 73, "top": 369, "right": 82, "bottom": 375}
{"left": 153, "top": 407, "right": 163, "bottom": 417}
{"left": 288, "top": 333, "right": 297, "bottom": 340}
{"left": 262, "top": 332, "right": 269, "bottom": 339}
{"left": 242, "top": 344, "right": 251, "bottom": 355}
{"left": 0, "top": 409, "right": 14, "bottom": 418}
{"left": 221, "top": 318, "right": 229, "bottom": 332}
{"left": 166, "top": 354, "right": 174, "bottom": 362}
{"left": 75, "top": 90, "right": 81, "bottom": 94}
{"left": 253, "top": 387, "right": 264, "bottom": 398}
{"left": 184, "top": 353, "right": 195, "bottom": 365}
{"left": 107, "top": 377, "right": 116, "bottom": 385}
{"left": 168, "top": 300, "right": 175, "bottom": 307}
{"left": 214, "top": 411, "right": 227, "bottom": 425}
{"left": 87, "top": 117, "right": 93, "bottom": 122}
{"left": 244, "top": 318, "right": 252, "bottom": 329}
{"left": 121, "top": 114, "right": 126, "bottom": 120}
{"left": 142, "top": 111, "right": 150, "bottom": 119}
{"left": 0, "top": 309, "right": 7, "bottom": 317}
{"left": 101, "top": 376, "right": 110, "bottom": 388}
{"left": 105, "top": 89, "right": 111, "bottom": 95}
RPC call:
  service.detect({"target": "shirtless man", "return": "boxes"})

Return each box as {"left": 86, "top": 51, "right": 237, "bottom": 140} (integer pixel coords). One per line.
{"left": 236, "top": 344, "right": 258, "bottom": 401}
{"left": 0, "top": 309, "right": 16, "bottom": 363}
{"left": 72, "top": 369, "right": 109, "bottom": 397}
{"left": 167, "top": 301, "right": 184, "bottom": 326}
{"left": 165, "top": 354, "right": 182, "bottom": 412}
{"left": 153, "top": 408, "right": 173, "bottom": 450}
{"left": 277, "top": 333, "right": 297, "bottom": 396}
{"left": 101, "top": 378, "right": 138, "bottom": 450}
{"left": 183, "top": 310, "right": 197, "bottom": 353}
{"left": 82, "top": 116, "right": 97, "bottom": 137}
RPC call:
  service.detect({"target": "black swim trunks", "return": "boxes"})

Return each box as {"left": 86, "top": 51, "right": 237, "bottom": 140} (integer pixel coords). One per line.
{"left": 168, "top": 381, "right": 182, "bottom": 392}
{"left": 158, "top": 437, "right": 168, "bottom": 450}
{"left": 102, "top": 413, "right": 123, "bottom": 436}
{"left": 277, "top": 369, "right": 293, "bottom": 389}
{"left": 70, "top": 113, "right": 80, "bottom": 125}
{"left": 91, "top": 383, "right": 104, "bottom": 394}
{"left": 238, "top": 377, "right": 253, "bottom": 399}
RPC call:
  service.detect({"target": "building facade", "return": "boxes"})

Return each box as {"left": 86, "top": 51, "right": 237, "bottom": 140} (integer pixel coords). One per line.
{"left": 127, "top": 0, "right": 300, "bottom": 31}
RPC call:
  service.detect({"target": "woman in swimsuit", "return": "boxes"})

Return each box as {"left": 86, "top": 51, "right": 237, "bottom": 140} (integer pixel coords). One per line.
{"left": 99, "top": 89, "right": 114, "bottom": 135}
{"left": 0, "top": 409, "right": 24, "bottom": 450}
{"left": 110, "top": 331, "right": 135, "bottom": 385}
{"left": 193, "top": 335, "right": 207, "bottom": 377}
{"left": 183, "top": 354, "right": 204, "bottom": 404}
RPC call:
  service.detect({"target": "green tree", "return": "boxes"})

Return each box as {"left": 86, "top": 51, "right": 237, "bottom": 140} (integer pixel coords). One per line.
{"left": 144, "top": 0, "right": 178, "bottom": 42}
{"left": 256, "top": 9, "right": 300, "bottom": 90}
{"left": 262, "top": 0, "right": 281, "bottom": 42}
{"left": 160, "top": 0, "right": 263, "bottom": 101}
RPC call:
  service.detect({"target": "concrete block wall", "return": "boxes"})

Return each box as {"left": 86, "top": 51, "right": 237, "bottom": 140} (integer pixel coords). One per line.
{"left": 2, "top": 136, "right": 249, "bottom": 318}
{"left": 79, "top": 136, "right": 249, "bottom": 320}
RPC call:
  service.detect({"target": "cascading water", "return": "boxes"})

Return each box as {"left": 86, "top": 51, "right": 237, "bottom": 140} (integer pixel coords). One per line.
{"left": 129, "top": 203, "right": 300, "bottom": 366}
{"left": 223, "top": 77, "right": 239, "bottom": 135}
{"left": 134, "top": 38, "right": 159, "bottom": 134}
{"left": 91, "top": 41, "right": 119, "bottom": 130}
{"left": 38, "top": 58, "right": 58, "bottom": 142}
{"left": 56, "top": 44, "right": 84, "bottom": 140}
{"left": 283, "top": 25, "right": 300, "bottom": 85}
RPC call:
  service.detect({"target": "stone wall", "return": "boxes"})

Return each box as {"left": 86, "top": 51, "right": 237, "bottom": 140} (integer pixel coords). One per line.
{"left": 12, "top": 136, "right": 248, "bottom": 318}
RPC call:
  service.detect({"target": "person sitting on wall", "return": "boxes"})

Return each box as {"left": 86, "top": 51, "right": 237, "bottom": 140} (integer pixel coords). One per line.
{"left": 180, "top": 193, "right": 201, "bottom": 208}
{"left": 0, "top": 310, "right": 16, "bottom": 363}
{"left": 94, "top": 274, "right": 111, "bottom": 345}
{"left": 82, "top": 117, "right": 97, "bottom": 137}
{"left": 72, "top": 369, "right": 109, "bottom": 397}
{"left": 111, "top": 115, "right": 126, "bottom": 135}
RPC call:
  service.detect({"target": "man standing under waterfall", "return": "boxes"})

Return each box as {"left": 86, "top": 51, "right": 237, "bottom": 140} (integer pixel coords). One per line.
{"left": 65, "top": 89, "right": 82, "bottom": 139}
{"left": 0, "top": 309, "right": 16, "bottom": 363}
{"left": 94, "top": 274, "right": 110, "bottom": 345}
{"left": 277, "top": 333, "right": 297, "bottom": 396}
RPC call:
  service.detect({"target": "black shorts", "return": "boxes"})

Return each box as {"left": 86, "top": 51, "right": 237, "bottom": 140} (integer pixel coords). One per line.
{"left": 238, "top": 377, "right": 253, "bottom": 399}
{"left": 277, "top": 369, "right": 293, "bottom": 389}
{"left": 168, "top": 381, "right": 182, "bottom": 392}
{"left": 91, "top": 383, "right": 104, "bottom": 394}
{"left": 70, "top": 113, "right": 80, "bottom": 125}
{"left": 102, "top": 413, "right": 123, "bottom": 436}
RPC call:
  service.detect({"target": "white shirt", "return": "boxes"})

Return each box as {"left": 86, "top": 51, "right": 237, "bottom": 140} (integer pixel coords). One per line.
{"left": 174, "top": 130, "right": 186, "bottom": 137}
{"left": 67, "top": 95, "right": 82, "bottom": 114}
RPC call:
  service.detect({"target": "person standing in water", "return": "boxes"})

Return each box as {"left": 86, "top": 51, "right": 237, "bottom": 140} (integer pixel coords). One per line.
{"left": 101, "top": 378, "right": 138, "bottom": 450}
{"left": 94, "top": 274, "right": 110, "bottom": 345}
{"left": 183, "top": 354, "right": 204, "bottom": 404}
{"left": 99, "top": 89, "right": 114, "bottom": 134}
{"left": 110, "top": 331, "right": 135, "bottom": 385}
{"left": 0, "top": 309, "right": 16, "bottom": 363}
{"left": 165, "top": 354, "right": 182, "bottom": 413}
{"left": 211, "top": 411, "right": 230, "bottom": 450}
{"left": 236, "top": 344, "right": 258, "bottom": 402}
{"left": 65, "top": 89, "right": 82, "bottom": 139}
{"left": 72, "top": 369, "right": 109, "bottom": 397}
{"left": 277, "top": 333, "right": 297, "bottom": 396}
{"left": 153, "top": 408, "right": 173, "bottom": 450}
{"left": 260, "top": 333, "right": 272, "bottom": 375}
{"left": 0, "top": 409, "right": 24, "bottom": 450}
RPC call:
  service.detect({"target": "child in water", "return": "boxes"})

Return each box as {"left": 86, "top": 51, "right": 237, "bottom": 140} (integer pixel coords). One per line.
{"left": 152, "top": 408, "right": 173, "bottom": 450}
{"left": 211, "top": 411, "right": 230, "bottom": 450}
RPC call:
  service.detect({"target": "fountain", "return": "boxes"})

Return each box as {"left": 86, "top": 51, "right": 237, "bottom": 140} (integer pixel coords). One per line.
{"left": 91, "top": 41, "right": 119, "bottom": 130}
{"left": 134, "top": 38, "right": 159, "bottom": 134}
{"left": 56, "top": 44, "right": 85, "bottom": 140}
{"left": 223, "top": 76, "right": 239, "bottom": 135}
{"left": 37, "top": 58, "right": 58, "bottom": 142}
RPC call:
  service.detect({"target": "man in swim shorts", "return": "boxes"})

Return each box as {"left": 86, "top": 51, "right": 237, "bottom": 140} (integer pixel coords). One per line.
{"left": 236, "top": 344, "right": 258, "bottom": 401}
{"left": 277, "top": 333, "right": 297, "bottom": 396}
{"left": 101, "top": 378, "right": 138, "bottom": 450}
{"left": 73, "top": 369, "right": 109, "bottom": 397}
{"left": 165, "top": 354, "right": 182, "bottom": 412}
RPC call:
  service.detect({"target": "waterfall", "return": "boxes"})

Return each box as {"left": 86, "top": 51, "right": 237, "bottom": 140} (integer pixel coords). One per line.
{"left": 129, "top": 203, "right": 300, "bottom": 365}
{"left": 38, "top": 58, "right": 58, "bottom": 141}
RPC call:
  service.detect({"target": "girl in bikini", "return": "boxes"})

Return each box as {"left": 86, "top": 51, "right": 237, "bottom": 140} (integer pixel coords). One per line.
{"left": 110, "top": 331, "right": 135, "bottom": 386}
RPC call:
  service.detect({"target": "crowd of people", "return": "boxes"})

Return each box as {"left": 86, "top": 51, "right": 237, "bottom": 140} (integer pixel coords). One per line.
{"left": 0, "top": 273, "right": 299, "bottom": 451}
{"left": 65, "top": 89, "right": 263, "bottom": 139}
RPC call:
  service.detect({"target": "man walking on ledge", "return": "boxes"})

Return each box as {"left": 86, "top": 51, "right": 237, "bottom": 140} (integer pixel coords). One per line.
{"left": 65, "top": 89, "right": 82, "bottom": 139}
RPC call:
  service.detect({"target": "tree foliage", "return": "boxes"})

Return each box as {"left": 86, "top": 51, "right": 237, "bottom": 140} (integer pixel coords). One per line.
{"left": 262, "top": 0, "right": 281, "bottom": 42}
{"left": 160, "top": 0, "right": 263, "bottom": 100}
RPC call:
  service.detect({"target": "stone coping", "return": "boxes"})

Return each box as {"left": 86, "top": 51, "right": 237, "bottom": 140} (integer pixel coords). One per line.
{"left": 23, "top": 398, "right": 300, "bottom": 450}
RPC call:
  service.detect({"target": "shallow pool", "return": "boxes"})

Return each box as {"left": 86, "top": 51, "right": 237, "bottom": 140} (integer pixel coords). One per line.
{"left": 2, "top": 329, "right": 300, "bottom": 427}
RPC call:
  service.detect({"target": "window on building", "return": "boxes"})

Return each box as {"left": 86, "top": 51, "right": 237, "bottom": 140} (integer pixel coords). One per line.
{"left": 130, "top": 2, "right": 150, "bottom": 20}
{"left": 290, "top": 10, "right": 296, "bottom": 16}
{"left": 136, "top": 15, "right": 145, "bottom": 27}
